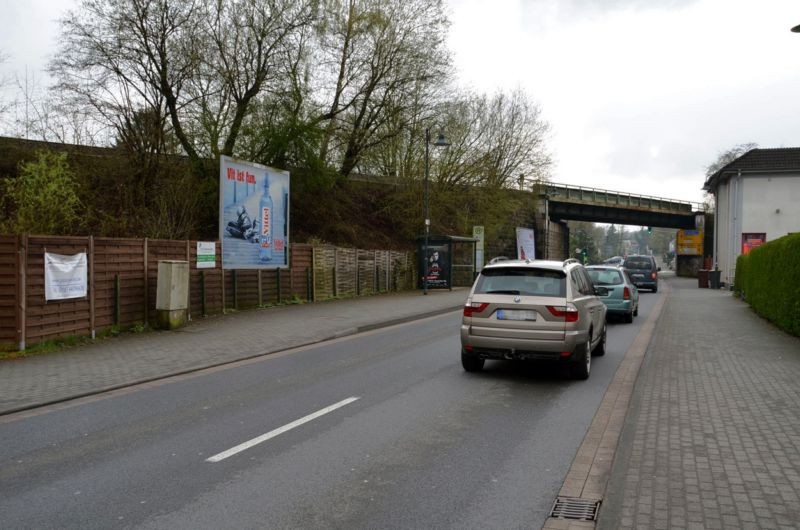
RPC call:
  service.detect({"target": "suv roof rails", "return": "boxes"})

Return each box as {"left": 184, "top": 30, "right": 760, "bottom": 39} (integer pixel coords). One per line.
{"left": 563, "top": 258, "right": 580, "bottom": 266}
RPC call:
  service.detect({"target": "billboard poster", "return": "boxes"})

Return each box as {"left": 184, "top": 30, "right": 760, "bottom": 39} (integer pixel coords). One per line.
{"left": 220, "top": 155, "right": 290, "bottom": 269}
{"left": 516, "top": 227, "right": 536, "bottom": 260}
{"left": 45, "top": 252, "right": 88, "bottom": 301}
{"left": 473, "top": 225, "right": 485, "bottom": 271}
{"left": 423, "top": 244, "right": 450, "bottom": 289}
{"left": 741, "top": 233, "right": 766, "bottom": 255}
{"left": 677, "top": 229, "right": 703, "bottom": 256}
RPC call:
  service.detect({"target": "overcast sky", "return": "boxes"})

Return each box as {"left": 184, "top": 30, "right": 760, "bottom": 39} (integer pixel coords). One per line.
{"left": 2, "top": 0, "right": 800, "bottom": 204}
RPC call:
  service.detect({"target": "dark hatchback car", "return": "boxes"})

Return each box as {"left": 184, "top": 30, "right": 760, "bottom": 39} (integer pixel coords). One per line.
{"left": 623, "top": 254, "right": 660, "bottom": 292}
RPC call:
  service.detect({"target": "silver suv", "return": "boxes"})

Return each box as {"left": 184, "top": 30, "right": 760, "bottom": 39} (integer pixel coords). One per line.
{"left": 460, "top": 258, "right": 608, "bottom": 379}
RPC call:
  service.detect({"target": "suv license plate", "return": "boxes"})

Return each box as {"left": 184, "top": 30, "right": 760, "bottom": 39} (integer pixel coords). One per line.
{"left": 497, "top": 309, "right": 537, "bottom": 321}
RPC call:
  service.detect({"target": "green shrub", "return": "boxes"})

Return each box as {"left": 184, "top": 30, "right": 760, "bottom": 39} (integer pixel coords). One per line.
{"left": 0, "top": 150, "right": 83, "bottom": 235}
{"left": 735, "top": 233, "right": 800, "bottom": 337}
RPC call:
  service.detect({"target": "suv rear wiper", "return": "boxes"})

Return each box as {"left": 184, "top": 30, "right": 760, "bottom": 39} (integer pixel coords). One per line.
{"left": 484, "top": 290, "right": 521, "bottom": 295}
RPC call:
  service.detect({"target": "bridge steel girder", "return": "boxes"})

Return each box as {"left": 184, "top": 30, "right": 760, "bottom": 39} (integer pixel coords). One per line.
{"left": 547, "top": 200, "right": 697, "bottom": 229}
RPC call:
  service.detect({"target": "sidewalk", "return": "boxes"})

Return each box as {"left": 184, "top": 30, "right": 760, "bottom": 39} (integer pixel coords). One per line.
{"left": 0, "top": 288, "right": 468, "bottom": 415}
{"left": 598, "top": 276, "right": 800, "bottom": 529}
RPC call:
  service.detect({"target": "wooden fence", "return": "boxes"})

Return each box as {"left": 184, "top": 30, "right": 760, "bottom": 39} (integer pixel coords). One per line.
{"left": 311, "top": 246, "right": 415, "bottom": 300}
{"left": 0, "top": 235, "right": 415, "bottom": 350}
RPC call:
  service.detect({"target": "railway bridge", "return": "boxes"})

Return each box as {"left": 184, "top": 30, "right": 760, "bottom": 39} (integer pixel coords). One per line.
{"left": 533, "top": 182, "right": 707, "bottom": 260}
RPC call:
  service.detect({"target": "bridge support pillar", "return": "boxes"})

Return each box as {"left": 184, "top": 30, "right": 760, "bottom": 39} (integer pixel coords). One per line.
{"left": 534, "top": 196, "right": 569, "bottom": 261}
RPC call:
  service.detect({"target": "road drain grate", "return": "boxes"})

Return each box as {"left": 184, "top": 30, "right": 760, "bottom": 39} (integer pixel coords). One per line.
{"left": 550, "top": 496, "right": 601, "bottom": 521}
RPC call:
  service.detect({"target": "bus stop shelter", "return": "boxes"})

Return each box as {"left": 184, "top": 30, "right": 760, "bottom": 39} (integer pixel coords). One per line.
{"left": 417, "top": 235, "right": 478, "bottom": 290}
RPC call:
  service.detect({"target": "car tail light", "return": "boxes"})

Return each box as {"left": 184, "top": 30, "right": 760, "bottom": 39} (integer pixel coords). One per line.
{"left": 623, "top": 287, "right": 631, "bottom": 300}
{"left": 463, "top": 302, "right": 489, "bottom": 317}
{"left": 547, "top": 304, "right": 579, "bottom": 323}
{"left": 651, "top": 272, "right": 657, "bottom": 280}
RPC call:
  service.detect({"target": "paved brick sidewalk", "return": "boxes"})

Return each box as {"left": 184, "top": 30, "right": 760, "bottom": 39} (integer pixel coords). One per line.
{"left": 598, "top": 277, "right": 800, "bottom": 529}
{"left": 0, "top": 289, "right": 467, "bottom": 415}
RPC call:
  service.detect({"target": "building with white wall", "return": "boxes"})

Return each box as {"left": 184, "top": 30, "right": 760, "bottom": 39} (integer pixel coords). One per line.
{"left": 703, "top": 148, "right": 800, "bottom": 287}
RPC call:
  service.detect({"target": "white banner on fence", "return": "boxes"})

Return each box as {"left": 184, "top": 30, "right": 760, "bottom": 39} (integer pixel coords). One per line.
{"left": 516, "top": 227, "right": 536, "bottom": 260}
{"left": 45, "top": 252, "right": 88, "bottom": 301}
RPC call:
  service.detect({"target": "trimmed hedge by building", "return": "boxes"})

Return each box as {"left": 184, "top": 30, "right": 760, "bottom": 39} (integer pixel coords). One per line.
{"left": 734, "top": 233, "right": 800, "bottom": 337}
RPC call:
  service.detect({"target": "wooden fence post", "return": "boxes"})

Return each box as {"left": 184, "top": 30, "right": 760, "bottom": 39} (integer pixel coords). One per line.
{"left": 114, "top": 274, "right": 121, "bottom": 326}
{"left": 373, "top": 250, "right": 378, "bottom": 294}
{"left": 333, "top": 248, "right": 338, "bottom": 297}
{"left": 289, "top": 244, "right": 294, "bottom": 295}
{"left": 277, "top": 268, "right": 282, "bottom": 304}
{"left": 232, "top": 270, "right": 238, "bottom": 310}
{"left": 221, "top": 267, "right": 226, "bottom": 314}
{"left": 257, "top": 269, "right": 263, "bottom": 306}
{"left": 143, "top": 237, "right": 149, "bottom": 327}
{"left": 18, "top": 234, "right": 27, "bottom": 351}
{"left": 311, "top": 246, "right": 316, "bottom": 301}
{"left": 89, "top": 235, "right": 95, "bottom": 339}
{"left": 201, "top": 270, "right": 207, "bottom": 316}
{"left": 186, "top": 239, "right": 192, "bottom": 321}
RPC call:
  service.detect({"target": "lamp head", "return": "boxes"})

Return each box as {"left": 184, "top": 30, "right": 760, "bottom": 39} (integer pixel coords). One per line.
{"left": 433, "top": 133, "right": 450, "bottom": 147}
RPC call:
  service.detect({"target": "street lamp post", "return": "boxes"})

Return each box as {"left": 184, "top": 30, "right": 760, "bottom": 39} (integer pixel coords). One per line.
{"left": 423, "top": 127, "right": 450, "bottom": 295}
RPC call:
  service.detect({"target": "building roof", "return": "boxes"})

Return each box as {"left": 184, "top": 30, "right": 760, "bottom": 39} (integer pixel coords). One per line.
{"left": 703, "top": 147, "right": 800, "bottom": 191}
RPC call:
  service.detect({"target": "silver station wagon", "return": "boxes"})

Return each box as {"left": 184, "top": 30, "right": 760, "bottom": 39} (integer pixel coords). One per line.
{"left": 460, "top": 258, "right": 608, "bottom": 379}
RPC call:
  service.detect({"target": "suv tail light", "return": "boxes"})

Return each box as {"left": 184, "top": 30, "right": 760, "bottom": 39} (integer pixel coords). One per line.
{"left": 463, "top": 302, "right": 489, "bottom": 317}
{"left": 547, "top": 304, "right": 579, "bottom": 323}
{"left": 623, "top": 287, "right": 631, "bottom": 300}
{"left": 651, "top": 272, "right": 657, "bottom": 280}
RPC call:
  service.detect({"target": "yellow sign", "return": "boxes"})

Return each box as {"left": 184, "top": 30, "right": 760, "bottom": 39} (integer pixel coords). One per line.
{"left": 677, "top": 229, "right": 703, "bottom": 256}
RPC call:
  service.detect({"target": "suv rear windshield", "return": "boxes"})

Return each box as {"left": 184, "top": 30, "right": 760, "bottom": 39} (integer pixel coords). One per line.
{"left": 624, "top": 257, "right": 653, "bottom": 269}
{"left": 587, "top": 269, "right": 623, "bottom": 285}
{"left": 474, "top": 267, "right": 566, "bottom": 297}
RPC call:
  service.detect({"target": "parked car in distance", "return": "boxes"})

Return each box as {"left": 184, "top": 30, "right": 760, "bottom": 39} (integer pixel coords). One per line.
{"left": 586, "top": 265, "right": 639, "bottom": 323}
{"left": 460, "top": 258, "right": 608, "bottom": 380}
{"left": 603, "top": 256, "right": 624, "bottom": 266}
{"left": 623, "top": 254, "right": 660, "bottom": 292}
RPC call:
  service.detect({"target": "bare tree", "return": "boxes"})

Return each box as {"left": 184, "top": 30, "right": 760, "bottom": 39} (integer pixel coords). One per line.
{"left": 50, "top": 0, "right": 315, "bottom": 164}
{"left": 198, "top": 0, "right": 316, "bottom": 158}
{"left": 472, "top": 89, "right": 552, "bottom": 189}
{"left": 704, "top": 142, "right": 758, "bottom": 178}
{"left": 0, "top": 52, "right": 11, "bottom": 120}
{"left": 311, "top": 0, "right": 451, "bottom": 177}
{"left": 50, "top": 1, "right": 200, "bottom": 152}
{"left": 362, "top": 88, "right": 552, "bottom": 191}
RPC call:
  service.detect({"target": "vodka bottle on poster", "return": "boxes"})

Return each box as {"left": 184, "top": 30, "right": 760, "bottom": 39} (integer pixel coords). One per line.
{"left": 259, "top": 176, "right": 273, "bottom": 262}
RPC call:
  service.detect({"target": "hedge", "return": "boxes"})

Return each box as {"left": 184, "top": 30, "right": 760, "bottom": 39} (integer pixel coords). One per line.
{"left": 734, "top": 233, "right": 800, "bottom": 337}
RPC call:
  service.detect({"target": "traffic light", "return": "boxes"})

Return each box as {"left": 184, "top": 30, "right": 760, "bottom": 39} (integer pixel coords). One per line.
{"left": 647, "top": 226, "right": 652, "bottom": 234}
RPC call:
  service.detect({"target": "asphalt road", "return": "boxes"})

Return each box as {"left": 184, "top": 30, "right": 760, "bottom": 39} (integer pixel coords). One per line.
{"left": 0, "top": 287, "right": 664, "bottom": 529}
